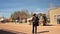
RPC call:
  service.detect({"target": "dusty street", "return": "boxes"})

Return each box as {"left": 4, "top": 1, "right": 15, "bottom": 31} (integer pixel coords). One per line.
{"left": 0, "top": 23, "right": 60, "bottom": 34}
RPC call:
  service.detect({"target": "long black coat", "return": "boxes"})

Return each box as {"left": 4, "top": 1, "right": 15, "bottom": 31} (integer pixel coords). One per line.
{"left": 42, "top": 16, "right": 47, "bottom": 24}
{"left": 32, "top": 16, "right": 39, "bottom": 26}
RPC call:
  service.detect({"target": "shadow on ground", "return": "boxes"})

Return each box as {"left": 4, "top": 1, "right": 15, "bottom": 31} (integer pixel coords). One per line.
{"left": 43, "top": 24, "right": 54, "bottom": 26}
{"left": 32, "top": 31, "right": 49, "bottom": 34}
{"left": 37, "top": 30, "right": 49, "bottom": 34}
{"left": 0, "top": 30, "right": 26, "bottom": 34}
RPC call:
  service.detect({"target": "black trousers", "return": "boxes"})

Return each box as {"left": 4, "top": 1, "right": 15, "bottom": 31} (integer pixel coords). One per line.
{"left": 32, "top": 24, "right": 37, "bottom": 33}
{"left": 43, "top": 21, "right": 46, "bottom": 26}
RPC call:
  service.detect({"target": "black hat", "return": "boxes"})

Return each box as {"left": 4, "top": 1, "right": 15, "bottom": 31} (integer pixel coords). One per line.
{"left": 33, "top": 13, "right": 36, "bottom": 16}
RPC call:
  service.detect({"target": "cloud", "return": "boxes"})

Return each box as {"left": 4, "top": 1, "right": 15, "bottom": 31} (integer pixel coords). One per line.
{"left": 33, "top": 8, "right": 50, "bottom": 14}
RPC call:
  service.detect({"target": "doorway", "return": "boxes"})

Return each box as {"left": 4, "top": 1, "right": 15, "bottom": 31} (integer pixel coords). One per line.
{"left": 54, "top": 15, "right": 60, "bottom": 24}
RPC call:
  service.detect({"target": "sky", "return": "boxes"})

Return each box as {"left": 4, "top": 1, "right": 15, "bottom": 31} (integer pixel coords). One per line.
{"left": 0, "top": 0, "right": 60, "bottom": 18}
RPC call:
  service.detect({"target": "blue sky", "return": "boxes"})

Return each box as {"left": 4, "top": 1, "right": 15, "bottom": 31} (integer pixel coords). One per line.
{"left": 0, "top": 0, "right": 60, "bottom": 18}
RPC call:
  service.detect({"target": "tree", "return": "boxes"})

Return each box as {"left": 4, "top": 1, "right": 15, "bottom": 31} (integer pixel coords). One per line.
{"left": 38, "top": 13, "right": 42, "bottom": 16}
{"left": 11, "top": 9, "right": 30, "bottom": 22}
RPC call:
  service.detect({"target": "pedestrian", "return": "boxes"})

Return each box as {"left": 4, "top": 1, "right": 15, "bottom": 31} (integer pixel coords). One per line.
{"left": 32, "top": 14, "right": 39, "bottom": 34}
{"left": 42, "top": 14, "right": 47, "bottom": 26}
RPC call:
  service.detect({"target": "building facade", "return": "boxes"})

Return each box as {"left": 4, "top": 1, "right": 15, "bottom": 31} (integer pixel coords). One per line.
{"left": 49, "top": 7, "right": 60, "bottom": 24}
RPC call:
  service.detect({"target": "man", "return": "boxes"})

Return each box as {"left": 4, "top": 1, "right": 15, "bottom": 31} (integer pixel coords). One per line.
{"left": 32, "top": 14, "right": 39, "bottom": 34}
{"left": 42, "top": 14, "right": 47, "bottom": 26}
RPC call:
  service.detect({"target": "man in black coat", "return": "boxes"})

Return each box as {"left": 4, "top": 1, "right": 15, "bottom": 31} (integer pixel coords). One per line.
{"left": 42, "top": 14, "right": 47, "bottom": 26}
{"left": 32, "top": 14, "right": 39, "bottom": 34}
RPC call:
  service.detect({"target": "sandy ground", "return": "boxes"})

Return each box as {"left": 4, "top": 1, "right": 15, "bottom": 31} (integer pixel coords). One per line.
{"left": 0, "top": 23, "right": 60, "bottom": 34}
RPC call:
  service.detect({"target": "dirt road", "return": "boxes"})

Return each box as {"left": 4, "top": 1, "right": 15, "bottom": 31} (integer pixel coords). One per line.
{"left": 0, "top": 23, "right": 60, "bottom": 34}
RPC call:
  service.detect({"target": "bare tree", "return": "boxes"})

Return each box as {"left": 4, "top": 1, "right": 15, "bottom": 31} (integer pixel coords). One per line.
{"left": 11, "top": 9, "right": 30, "bottom": 23}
